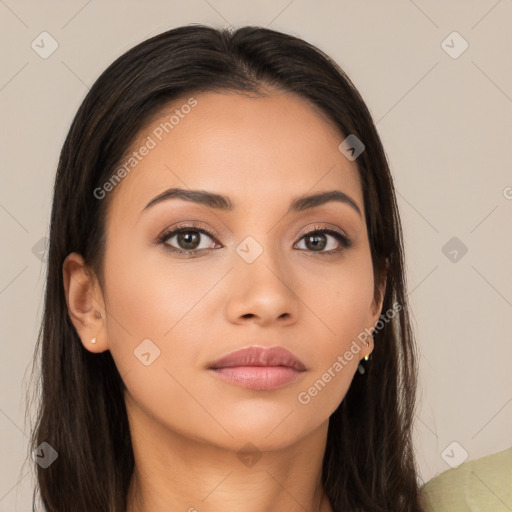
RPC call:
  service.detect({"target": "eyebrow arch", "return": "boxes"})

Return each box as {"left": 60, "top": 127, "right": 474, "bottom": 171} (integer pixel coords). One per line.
{"left": 142, "top": 188, "right": 362, "bottom": 218}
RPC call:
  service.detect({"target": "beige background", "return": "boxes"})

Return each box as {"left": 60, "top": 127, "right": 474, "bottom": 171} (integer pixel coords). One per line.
{"left": 1, "top": 0, "right": 511, "bottom": 509}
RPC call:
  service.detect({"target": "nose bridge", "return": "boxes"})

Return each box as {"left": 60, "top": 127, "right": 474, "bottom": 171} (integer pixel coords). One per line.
{"left": 235, "top": 223, "right": 290, "bottom": 279}
{"left": 234, "top": 230, "right": 289, "bottom": 284}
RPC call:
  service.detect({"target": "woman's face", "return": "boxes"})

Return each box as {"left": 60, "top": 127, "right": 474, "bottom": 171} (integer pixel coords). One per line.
{"left": 85, "top": 90, "right": 384, "bottom": 451}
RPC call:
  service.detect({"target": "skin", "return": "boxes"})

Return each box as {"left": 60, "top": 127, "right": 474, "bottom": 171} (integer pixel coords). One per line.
{"left": 63, "top": 89, "right": 386, "bottom": 512}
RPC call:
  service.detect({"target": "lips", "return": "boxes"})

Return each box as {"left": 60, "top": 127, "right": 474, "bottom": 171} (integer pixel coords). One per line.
{"left": 207, "top": 346, "right": 308, "bottom": 391}
{"left": 208, "top": 345, "right": 307, "bottom": 372}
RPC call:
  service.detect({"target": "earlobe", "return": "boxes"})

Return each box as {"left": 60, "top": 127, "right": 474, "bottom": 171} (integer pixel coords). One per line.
{"left": 62, "top": 252, "right": 106, "bottom": 352}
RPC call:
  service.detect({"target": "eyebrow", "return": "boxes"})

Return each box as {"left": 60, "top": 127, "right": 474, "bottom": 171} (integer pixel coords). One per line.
{"left": 142, "top": 187, "right": 362, "bottom": 218}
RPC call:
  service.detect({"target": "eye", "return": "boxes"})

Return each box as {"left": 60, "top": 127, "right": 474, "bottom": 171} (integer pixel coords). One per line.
{"left": 295, "top": 226, "right": 352, "bottom": 254}
{"left": 157, "top": 224, "right": 220, "bottom": 256}
{"left": 157, "top": 223, "right": 352, "bottom": 257}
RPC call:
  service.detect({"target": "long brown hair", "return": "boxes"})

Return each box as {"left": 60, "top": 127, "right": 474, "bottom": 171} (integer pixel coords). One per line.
{"left": 26, "top": 24, "right": 422, "bottom": 511}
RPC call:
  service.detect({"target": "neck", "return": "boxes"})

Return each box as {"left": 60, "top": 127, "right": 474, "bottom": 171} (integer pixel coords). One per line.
{"left": 125, "top": 396, "right": 332, "bottom": 512}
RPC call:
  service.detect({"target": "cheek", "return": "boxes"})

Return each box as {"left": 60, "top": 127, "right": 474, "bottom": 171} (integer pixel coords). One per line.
{"left": 299, "top": 252, "right": 375, "bottom": 344}
{"left": 294, "top": 253, "right": 374, "bottom": 405}
{"left": 101, "top": 242, "right": 214, "bottom": 376}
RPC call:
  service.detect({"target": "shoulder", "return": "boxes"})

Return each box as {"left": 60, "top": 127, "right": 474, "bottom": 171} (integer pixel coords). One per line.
{"left": 419, "top": 446, "right": 512, "bottom": 512}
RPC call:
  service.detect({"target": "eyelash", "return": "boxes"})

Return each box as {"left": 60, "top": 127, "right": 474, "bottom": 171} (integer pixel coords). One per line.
{"left": 156, "top": 223, "right": 352, "bottom": 257}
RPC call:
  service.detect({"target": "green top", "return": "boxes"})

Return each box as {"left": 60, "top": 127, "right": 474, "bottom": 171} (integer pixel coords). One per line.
{"left": 420, "top": 447, "right": 512, "bottom": 512}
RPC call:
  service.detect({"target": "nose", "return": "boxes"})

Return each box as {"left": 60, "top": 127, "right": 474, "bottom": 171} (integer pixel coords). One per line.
{"left": 224, "top": 246, "right": 300, "bottom": 327}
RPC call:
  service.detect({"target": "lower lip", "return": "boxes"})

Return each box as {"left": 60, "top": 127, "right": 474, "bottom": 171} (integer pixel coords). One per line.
{"left": 208, "top": 366, "right": 305, "bottom": 390}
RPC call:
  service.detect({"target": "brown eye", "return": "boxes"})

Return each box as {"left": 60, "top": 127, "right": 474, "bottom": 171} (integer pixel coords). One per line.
{"left": 175, "top": 231, "right": 201, "bottom": 250}
{"left": 158, "top": 226, "right": 220, "bottom": 254}
{"left": 304, "top": 233, "right": 328, "bottom": 251}
{"left": 296, "top": 228, "right": 352, "bottom": 254}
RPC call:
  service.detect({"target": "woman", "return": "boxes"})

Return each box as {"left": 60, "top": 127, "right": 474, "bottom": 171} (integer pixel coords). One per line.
{"left": 28, "top": 24, "right": 423, "bottom": 511}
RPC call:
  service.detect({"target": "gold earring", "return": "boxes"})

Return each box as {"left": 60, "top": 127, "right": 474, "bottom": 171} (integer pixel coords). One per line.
{"left": 91, "top": 337, "right": 97, "bottom": 344}
{"left": 364, "top": 354, "right": 369, "bottom": 361}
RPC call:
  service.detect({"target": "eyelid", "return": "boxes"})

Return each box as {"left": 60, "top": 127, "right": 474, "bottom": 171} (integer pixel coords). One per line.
{"left": 156, "top": 221, "right": 220, "bottom": 244}
{"left": 295, "top": 224, "right": 353, "bottom": 253}
{"left": 296, "top": 223, "right": 349, "bottom": 241}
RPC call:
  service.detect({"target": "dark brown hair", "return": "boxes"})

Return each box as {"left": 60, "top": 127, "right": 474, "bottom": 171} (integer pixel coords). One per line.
{"left": 26, "top": 24, "right": 422, "bottom": 511}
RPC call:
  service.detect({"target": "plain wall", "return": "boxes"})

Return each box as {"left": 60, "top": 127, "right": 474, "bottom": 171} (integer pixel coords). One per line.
{"left": 1, "top": 0, "right": 511, "bottom": 509}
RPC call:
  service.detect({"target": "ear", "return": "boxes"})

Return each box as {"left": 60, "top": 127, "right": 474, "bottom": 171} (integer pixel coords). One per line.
{"left": 364, "top": 257, "right": 389, "bottom": 356}
{"left": 62, "top": 252, "right": 107, "bottom": 353}
{"left": 370, "top": 257, "right": 389, "bottom": 320}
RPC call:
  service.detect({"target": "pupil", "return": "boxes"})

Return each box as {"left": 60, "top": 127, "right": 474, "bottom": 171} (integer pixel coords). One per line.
{"left": 307, "top": 234, "right": 326, "bottom": 251}
{"left": 179, "top": 231, "right": 199, "bottom": 249}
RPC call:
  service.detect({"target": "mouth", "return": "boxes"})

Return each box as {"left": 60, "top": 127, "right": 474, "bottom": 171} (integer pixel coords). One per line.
{"left": 207, "top": 345, "right": 307, "bottom": 391}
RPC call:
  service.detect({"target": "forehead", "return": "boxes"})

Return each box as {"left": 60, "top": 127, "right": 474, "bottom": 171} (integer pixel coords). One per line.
{"left": 106, "top": 90, "right": 363, "bottom": 222}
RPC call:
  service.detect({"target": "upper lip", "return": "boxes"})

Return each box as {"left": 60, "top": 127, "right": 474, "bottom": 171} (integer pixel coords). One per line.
{"left": 208, "top": 345, "right": 307, "bottom": 371}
